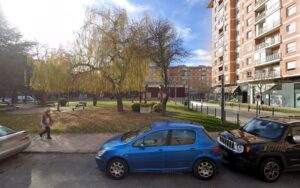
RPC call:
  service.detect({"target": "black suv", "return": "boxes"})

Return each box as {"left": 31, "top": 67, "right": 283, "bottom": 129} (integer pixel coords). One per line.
{"left": 217, "top": 116, "right": 300, "bottom": 182}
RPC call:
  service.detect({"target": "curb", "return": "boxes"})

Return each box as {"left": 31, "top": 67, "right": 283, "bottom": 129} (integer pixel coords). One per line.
{"left": 22, "top": 150, "right": 97, "bottom": 154}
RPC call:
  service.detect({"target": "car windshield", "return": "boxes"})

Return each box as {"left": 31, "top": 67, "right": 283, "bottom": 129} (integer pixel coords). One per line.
{"left": 0, "top": 125, "right": 16, "bottom": 137}
{"left": 121, "top": 126, "right": 152, "bottom": 142}
{"left": 241, "top": 119, "right": 286, "bottom": 141}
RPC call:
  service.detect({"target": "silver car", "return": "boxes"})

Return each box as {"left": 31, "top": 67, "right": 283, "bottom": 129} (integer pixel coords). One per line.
{"left": 0, "top": 125, "right": 31, "bottom": 160}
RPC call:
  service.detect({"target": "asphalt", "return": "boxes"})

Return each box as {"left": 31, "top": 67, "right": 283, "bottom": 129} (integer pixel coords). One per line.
{"left": 25, "top": 132, "right": 220, "bottom": 153}
{"left": 1, "top": 153, "right": 300, "bottom": 188}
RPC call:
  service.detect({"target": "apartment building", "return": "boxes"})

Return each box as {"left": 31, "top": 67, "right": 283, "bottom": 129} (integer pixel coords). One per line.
{"left": 208, "top": 0, "right": 300, "bottom": 108}
{"left": 168, "top": 65, "right": 212, "bottom": 99}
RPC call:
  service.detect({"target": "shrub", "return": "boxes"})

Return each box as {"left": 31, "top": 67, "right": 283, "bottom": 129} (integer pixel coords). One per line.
{"left": 153, "top": 103, "right": 163, "bottom": 113}
{"left": 131, "top": 103, "right": 140, "bottom": 112}
{"left": 59, "top": 98, "right": 68, "bottom": 106}
{"left": 140, "top": 103, "right": 152, "bottom": 107}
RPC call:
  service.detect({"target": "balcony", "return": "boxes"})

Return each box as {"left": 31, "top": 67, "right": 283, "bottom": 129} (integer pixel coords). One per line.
{"left": 255, "top": 53, "right": 281, "bottom": 67}
{"left": 217, "top": 20, "right": 224, "bottom": 30}
{"left": 216, "top": 48, "right": 224, "bottom": 57}
{"left": 255, "top": 11, "right": 266, "bottom": 23}
{"left": 255, "top": 70, "right": 281, "bottom": 80}
{"left": 255, "top": 36, "right": 281, "bottom": 51}
{"left": 218, "top": 2, "right": 224, "bottom": 12}
{"left": 255, "top": 19, "right": 281, "bottom": 39}
{"left": 255, "top": 0, "right": 267, "bottom": 11}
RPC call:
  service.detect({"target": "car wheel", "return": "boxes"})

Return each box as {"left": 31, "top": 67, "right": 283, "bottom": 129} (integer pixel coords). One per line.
{"left": 193, "top": 159, "right": 216, "bottom": 180}
{"left": 106, "top": 158, "right": 128, "bottom": 180}
{"left": 259, "top": 158, "right": 282, "bottom": 183}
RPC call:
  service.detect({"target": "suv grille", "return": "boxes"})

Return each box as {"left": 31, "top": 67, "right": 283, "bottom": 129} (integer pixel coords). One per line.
{"left": 218, "top": 135, "right": 235, "bottom": 150}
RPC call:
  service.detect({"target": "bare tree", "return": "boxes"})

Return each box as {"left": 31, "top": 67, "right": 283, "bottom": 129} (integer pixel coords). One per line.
{"left": 147, "top": 19, "right": 189, "bottom": 115}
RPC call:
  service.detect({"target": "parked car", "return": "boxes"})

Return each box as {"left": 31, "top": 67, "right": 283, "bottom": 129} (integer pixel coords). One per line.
{"left": 95, "top": 120, "right": 221, "bottom": 180}
{"left": 0, "top": 125, "right": 31, "bottom": 160}
{"left": 17, "top": 95, "right": 36, "bottom": 103}
{"left": 217, "top": 116, "right": 300, "bottom": 182}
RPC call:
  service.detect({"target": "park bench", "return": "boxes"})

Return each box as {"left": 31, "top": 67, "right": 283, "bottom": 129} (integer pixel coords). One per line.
{"left": 72, "top": 101, "right": 87, "bottom": 111}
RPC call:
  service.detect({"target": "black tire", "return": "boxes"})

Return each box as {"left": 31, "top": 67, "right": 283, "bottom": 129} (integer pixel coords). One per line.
{"left": 106, "top": 158, "right": 129, "bottom": 180}
{"left": 193, "top": 159, "right": 216, "bottom": 180}
{"left": 259, "top": 158, "right": 282, "bottom": 183}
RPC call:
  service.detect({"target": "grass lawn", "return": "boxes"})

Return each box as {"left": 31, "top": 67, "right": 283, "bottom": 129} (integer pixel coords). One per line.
{"left": 0, "top": 101, "right": 239, "bottom": 133}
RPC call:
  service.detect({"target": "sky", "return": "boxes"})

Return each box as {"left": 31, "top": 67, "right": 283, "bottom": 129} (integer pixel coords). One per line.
{"left": 0, "top": 0, "right": 212, "bottom": 66}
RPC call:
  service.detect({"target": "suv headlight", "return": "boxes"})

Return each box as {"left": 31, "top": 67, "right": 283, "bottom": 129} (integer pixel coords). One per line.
{"left": 234, "top": 143, "right": 244, "bottom": 153}
{"left": 97, "top": 150, "right": 106, "bottom": 157}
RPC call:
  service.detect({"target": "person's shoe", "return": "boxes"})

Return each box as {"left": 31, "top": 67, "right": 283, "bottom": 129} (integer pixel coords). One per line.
{"left": 47, "top": 137, "right": 52, "bottom": 139}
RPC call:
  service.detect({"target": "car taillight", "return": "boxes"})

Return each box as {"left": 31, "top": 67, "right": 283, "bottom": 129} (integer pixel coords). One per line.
{"left": 245, "top": 146, "right": 251, "bottom": 153}
{"left": 212, "top": 146, "right": 221, "bottom": 154}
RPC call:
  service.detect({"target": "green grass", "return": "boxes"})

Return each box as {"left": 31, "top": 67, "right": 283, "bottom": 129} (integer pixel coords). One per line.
{"left": 0, "top": 100, "right": 239, "bottom": 133}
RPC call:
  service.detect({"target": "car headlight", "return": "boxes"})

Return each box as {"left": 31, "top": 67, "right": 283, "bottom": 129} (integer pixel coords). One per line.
{"left": 234, "top": 143, "right": 244, "bottom": 153}
{"left": 97, "top": 150, "right": 106, "bottom": 157}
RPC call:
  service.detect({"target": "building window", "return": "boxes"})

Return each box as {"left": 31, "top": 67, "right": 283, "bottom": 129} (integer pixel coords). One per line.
{"left": 247, "top": 4, "right": 252, "bottom": 13}
{"left": 225, "top": 45, "right": 229, "bottom": 51}
{"left": 225, "top": 66, "right": 228, "bottom": 71}
{"left": 287, "top": 4, "right": 296, "bottom": 17}
{"left": 215, "top": 42, "right": 218, "bottom": 48}
{"left": 286, "top": 61, "right": 296, "bottom": 71}
{"left": 247, "top": 18, "right": 252, "bottom": 26}
{"left": 286, "top": 22, "right": 296, "bottom": 34}
{"left": 247, "top": 71, "right": 252, "bottom": 78}
{"left": 225, "top": 24, "right": 229, "bottom": 31}
{"left": 225, "top": 76, "right": 229, "bottom": 81}
{"left": 287, "top": 42, "right": 296, "bottom": 53}
{"left": 225, "top": 14, "right": 229, "bottom": 21}
{"left": 247, "top": 31, "right": 252, "bottom": 39}
{"left": 246, "top": 57, "right": 252, "bottom": 65}
{"left": 247, "top": 44, "right": 252, "bottom": 52}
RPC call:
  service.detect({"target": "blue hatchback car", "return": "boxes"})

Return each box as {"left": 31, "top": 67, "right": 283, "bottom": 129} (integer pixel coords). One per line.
{"left": 95, "top": 120, "right": 221, "bottom": 180}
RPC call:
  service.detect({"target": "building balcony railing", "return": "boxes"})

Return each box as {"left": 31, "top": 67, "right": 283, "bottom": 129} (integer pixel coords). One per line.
{"left": 255, "top": 70, "right": 281, "bottom": 80}
{"left": 255, "top": 11, "right": 266, "bottom": 22}
{"left": 255, "top": 0, "right": 267, "bottom": 10}
{"left": 255, "top": 53, "right": 281, "bottom": 66}
{"left": 255, "top": 36, "right": 281, "bottom": 51}
{"left": 256, "top": 19, "right": 281, "bottom": 38}
{"left": 218, "top": 2, "right": 224, "bottom": 12}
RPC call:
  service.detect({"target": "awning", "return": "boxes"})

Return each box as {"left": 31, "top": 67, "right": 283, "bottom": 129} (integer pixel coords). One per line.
{"left": 263, "top": 84, "right": 282, "bottom": 93}
{"left": 213, "top": 86, "right": 240, "bottom": 94}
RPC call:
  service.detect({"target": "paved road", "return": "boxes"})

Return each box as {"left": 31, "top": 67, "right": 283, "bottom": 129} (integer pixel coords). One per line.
{"left": 190, "top": 101, "right": 291, "bottom": 125}
{"left": 1, "top": 154, "right": 300, "bottom": 188}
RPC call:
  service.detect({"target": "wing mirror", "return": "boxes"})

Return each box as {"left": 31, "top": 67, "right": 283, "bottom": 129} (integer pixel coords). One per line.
{"left": 293, "top": 136, "right": 300, "bottom": 144}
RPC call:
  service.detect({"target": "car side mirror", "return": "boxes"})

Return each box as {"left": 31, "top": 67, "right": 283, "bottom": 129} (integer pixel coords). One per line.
{"left": 293, "top": 136, "right": 300, "bottom": 144}
{"left": 140, "top": 143, "right": 145, "bottom": 148}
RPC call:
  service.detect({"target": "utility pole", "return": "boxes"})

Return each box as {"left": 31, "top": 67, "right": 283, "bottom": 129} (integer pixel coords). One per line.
{"left": 221, "top": 74, "right": 225, "bottom": 125}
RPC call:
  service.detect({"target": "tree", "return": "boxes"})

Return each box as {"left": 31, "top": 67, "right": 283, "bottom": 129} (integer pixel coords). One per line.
{"left": 30, "top": 48, "right": 72, "bottom": 111}
{"left": 0, "top": 9, "right": 33, "bottom": 103}
{"left": 146, "top": 19, "right": 189, "bottom": 115}
{"left": 73, "top": 8, "right": 149, "bottom": 112}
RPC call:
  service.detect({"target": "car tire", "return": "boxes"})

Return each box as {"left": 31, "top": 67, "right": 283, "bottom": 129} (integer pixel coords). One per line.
{"left": 193, "top": 159, "right": 216, "bottom": 180}
{"left": 259, "top": 158, "right": 282, "bottom": 183}
{"left": 106, "top": 158, "right": 129, "bottom": 180}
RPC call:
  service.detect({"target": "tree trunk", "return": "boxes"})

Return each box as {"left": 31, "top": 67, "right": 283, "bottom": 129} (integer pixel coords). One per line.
{"left": 57, "top": 93, "right": 60, "bottom": 112}
{"left": 93, "top": 94, "right": 97, "bottom": 106}
{"left": 116, "top": 94, "right": 123, "bottom": 112}
{"left": 162, "top": 94, "right": 169, "bottom": 116}
{"left": 139, "top": 92, "right": 142, "bottom": 103}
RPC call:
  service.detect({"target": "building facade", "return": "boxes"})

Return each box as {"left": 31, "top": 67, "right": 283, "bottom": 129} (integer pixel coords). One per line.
{"left": 209, "top": 0, "right": 300, "bottom": 108}
{"left": 168, "top": 65, "right": 212, "bottom": 99}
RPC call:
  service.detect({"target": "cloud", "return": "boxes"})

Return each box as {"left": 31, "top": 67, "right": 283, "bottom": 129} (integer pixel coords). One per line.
{"left": 191, "top": 49, "right": 212, "bottom": 61}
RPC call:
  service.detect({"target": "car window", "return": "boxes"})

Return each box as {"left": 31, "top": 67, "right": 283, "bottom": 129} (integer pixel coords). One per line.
{"left": 170, "top": 130, "right": 195, "bottom": 145}
{"left": 133, "top": 139, "right": 143, "bottom": 147}
{"left": 286, "top": 126, "right": 300, "bottom": 144}
{"left": 121, "top": 126, "right": 152, "bottom": 142}
{"left": 144, "top": 131, "right": 168, "bottom": 147}
{"left": 0, "top": 125, "right": 15, "bottom": 137}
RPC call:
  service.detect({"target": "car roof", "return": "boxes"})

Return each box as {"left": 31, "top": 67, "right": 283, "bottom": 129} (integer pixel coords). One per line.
{"left": 151, "top": 120, "right": 204, "bottom": 130}
{"left": 257, "top": 116, "right": 300, "bottom": 125}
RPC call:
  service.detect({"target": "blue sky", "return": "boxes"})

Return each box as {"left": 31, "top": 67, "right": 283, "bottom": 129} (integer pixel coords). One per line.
{"left": 0, "top": 0, "right": 212, "bottom": 66}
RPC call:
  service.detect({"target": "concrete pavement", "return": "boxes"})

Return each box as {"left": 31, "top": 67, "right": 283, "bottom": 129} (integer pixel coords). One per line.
{"left": 24, "top": 132, "right": 220, "bottom": 153}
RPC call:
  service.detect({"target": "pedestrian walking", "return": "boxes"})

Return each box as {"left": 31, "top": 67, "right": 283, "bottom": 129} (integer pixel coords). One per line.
{"left": 39, "top": 109, "right": 52, "bottom": 139}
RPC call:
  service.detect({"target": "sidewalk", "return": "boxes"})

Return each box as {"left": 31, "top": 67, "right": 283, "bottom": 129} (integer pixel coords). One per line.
{"left": 24, "top": 132, "right": 219, "bottom": 153}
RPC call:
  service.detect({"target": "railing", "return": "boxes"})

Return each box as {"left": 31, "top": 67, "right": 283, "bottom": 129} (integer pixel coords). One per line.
{"left": 255, "top": 70, "right": 281, "bottom": 79}
{"left": 218, "top": 2, "right": 224, "bottom": 12}
{"left": 266, "top": 53, "right": 280, "bottom": 62}
{"left": 256, "top": 19, "right": 281, "bottom": 37}
{"left": 255, "top": 0, "right": 267, "bottom": 8}
{"left": 255, "top": 36, "right": 281, "bottom": 51}
{"left": 255, "top": 53, "right": 281, "bottom": 65}
{"left": 255, "top": 11, "right": 266, "bottom": 22}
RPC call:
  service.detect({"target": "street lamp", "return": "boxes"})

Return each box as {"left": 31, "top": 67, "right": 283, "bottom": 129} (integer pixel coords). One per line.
{"left": 221, "top": 71, "right": 225, "bottom": 125}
